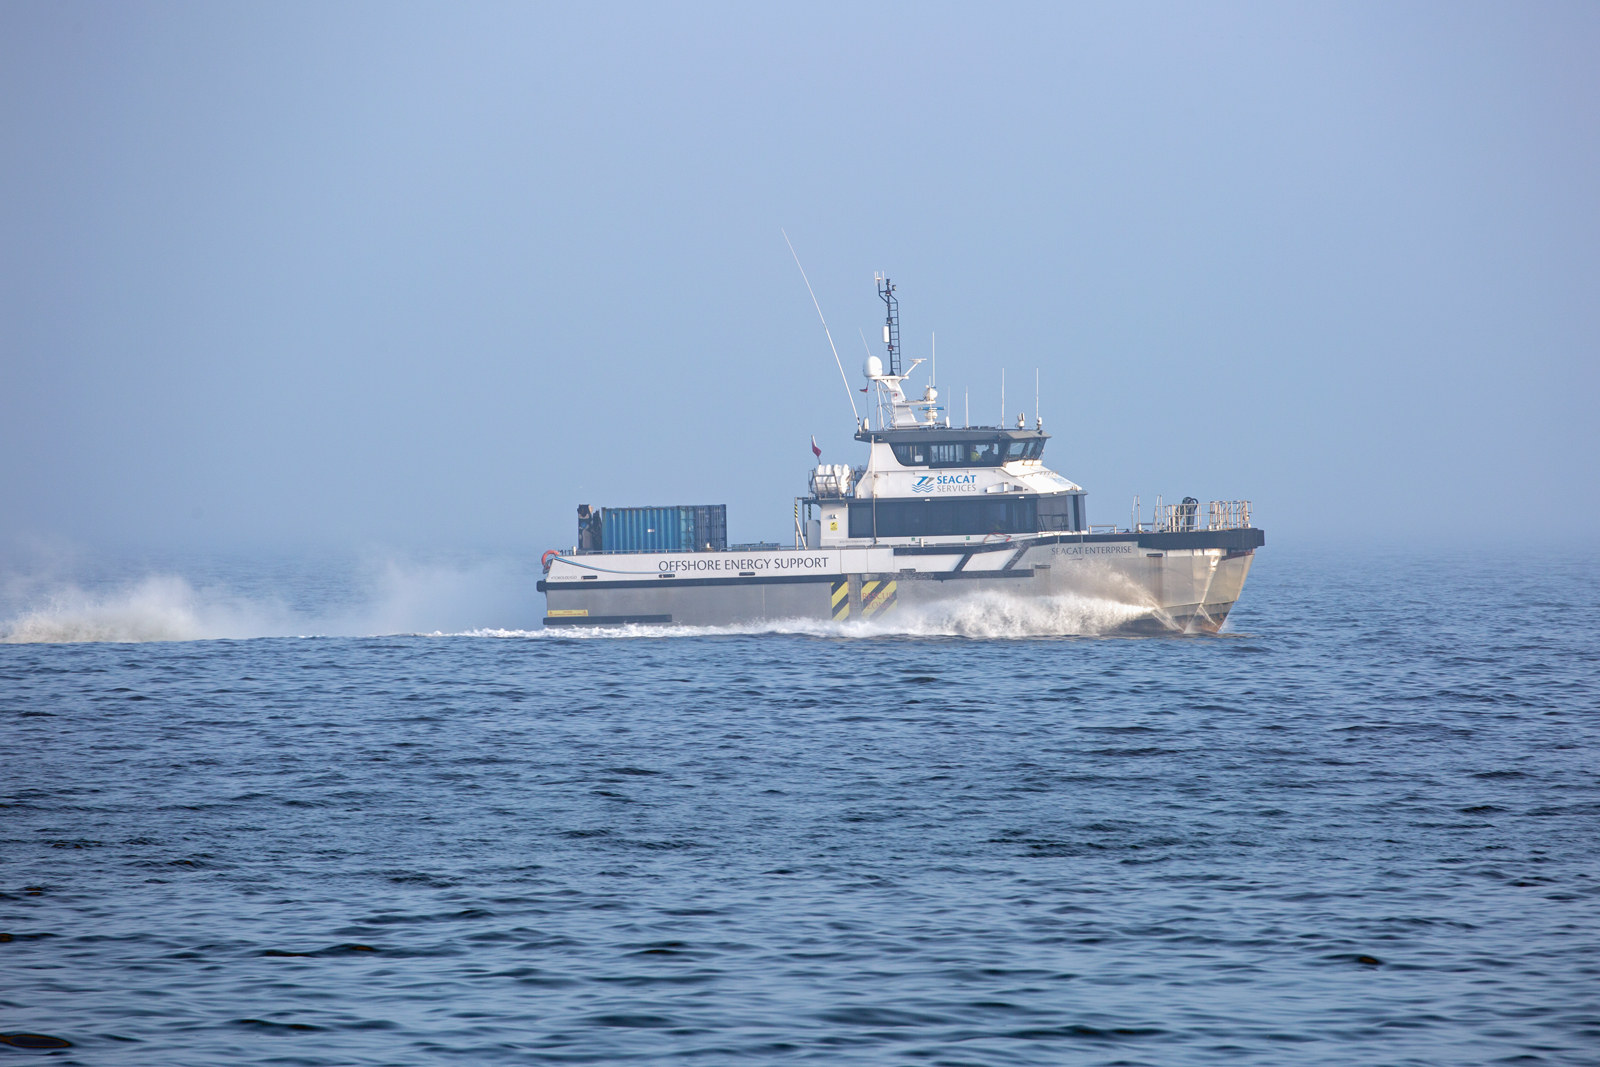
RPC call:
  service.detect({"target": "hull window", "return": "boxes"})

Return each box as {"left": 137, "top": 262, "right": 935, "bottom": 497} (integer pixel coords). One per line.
{"left": 849, "top": 497, "right": 1051, "bottom": 538}
{"left": 849, "top": 494, "right": 1082, "bottom": 538}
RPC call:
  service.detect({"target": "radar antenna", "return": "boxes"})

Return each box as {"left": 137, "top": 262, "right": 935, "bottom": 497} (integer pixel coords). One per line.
{"left": 876, "top": 273, "right": 901, "bottom": 377}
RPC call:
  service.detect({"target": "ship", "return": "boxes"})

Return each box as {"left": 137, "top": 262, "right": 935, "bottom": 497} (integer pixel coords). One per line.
{"left": 538, "top": 275, "right": 1263, "bottom": 634}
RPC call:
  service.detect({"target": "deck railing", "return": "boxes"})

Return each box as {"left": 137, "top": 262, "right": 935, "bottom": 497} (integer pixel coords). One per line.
{"left": 1140, "top": 500, "right": 1251, "bottom": 533}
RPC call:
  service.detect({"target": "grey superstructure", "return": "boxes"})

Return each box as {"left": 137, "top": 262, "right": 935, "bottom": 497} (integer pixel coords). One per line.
{"left": 538, "top": 276, "right": 1262, "bottom": 633}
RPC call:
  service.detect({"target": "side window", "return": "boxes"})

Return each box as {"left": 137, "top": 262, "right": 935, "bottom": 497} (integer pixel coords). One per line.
{"left": 1006, "top": 440, "right": 1029, "bottom": 460}
{"left": 891, "top": 444, "right": 928, "bottom": 466}
{"left": 969, "top": 441, "right": 1002, "bottom": 465}
{"left": 1037, "top": 495, "right": 1071, "bottom": 531}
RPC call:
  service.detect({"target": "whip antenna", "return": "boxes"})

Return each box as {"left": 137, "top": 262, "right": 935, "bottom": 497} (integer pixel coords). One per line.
{"left": 782, "top": 230, "right": 858, "bottom": 423}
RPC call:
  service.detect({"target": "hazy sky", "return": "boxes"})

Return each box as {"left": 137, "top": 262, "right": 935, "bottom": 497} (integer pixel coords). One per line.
{"left": 3, "top": 2, "right": 1596, "bottom": 557}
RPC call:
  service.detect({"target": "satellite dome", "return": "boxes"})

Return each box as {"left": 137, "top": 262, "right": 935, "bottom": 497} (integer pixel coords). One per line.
{"left": 863, "top": 355, "right": 883, "bottom": 378}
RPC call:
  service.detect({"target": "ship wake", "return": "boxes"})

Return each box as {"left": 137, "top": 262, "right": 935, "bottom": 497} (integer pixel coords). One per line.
{"left": 3, "top": 573, "right": 1153, "bottom": 643}
{"left": 483, "top": 590, "right": 1152, "bottom": 640}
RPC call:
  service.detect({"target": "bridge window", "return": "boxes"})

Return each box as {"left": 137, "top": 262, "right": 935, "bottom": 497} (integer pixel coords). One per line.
{"left": 891, "top": 439, "right": 1018, "bottom": 467}
{"left": 891, "top": 443, "right": 929, "bottom": 466}
{"left": 965, "top": 441, "right": 1005, "bottom": 465}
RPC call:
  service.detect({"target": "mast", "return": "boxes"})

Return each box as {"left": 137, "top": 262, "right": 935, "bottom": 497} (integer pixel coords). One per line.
{"left": 876, "top": 274, "right": 901, "bottom": 377}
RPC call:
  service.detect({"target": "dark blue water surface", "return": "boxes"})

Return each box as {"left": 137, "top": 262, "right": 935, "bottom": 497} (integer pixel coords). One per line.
{"left": 4, "top": 546, "right": 1599, "bottom": 1065}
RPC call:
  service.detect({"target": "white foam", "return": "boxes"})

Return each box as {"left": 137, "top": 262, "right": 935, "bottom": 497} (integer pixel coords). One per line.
{"left": 855, "top": 589, "right": 1150, "bottom": 637}
{"left": 448, "top": 590, "right": 1150, "bottom": 641}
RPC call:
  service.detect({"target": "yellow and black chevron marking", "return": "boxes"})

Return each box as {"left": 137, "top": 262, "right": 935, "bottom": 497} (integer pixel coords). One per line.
{"left": 830, "top": 579, "right": 851, "bottom": 621}
{"left": 860, "top": 579, "right": 898, "bottom": 619}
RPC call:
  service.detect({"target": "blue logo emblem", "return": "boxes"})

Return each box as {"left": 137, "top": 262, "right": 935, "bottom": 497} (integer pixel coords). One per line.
{"left": 911, "top": 476, "right": 935, "bottom": 493}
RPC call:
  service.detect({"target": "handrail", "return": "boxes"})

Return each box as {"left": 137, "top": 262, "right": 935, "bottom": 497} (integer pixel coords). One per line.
{"left": 1137, "top": 500, "right": 1252, "bottom": 533}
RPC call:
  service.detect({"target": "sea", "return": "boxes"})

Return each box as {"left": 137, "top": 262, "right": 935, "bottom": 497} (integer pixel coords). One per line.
{"left": 2, "top": 543, "right": 1597, "bottom": 1065}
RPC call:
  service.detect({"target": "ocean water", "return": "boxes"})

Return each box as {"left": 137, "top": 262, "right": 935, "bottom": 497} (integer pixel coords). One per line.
{"left": 3, "top": 545, "right": 1598, "bottom": 1065}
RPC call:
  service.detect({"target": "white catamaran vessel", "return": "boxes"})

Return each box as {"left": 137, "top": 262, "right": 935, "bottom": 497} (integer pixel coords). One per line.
{"left": 539, "top": 276, "right": 1263, "bottom": 633}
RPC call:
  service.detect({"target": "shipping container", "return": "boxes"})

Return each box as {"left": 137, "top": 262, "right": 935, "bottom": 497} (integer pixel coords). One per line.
{"left": 591, "top": 505, "right": 727, "bottom": 553}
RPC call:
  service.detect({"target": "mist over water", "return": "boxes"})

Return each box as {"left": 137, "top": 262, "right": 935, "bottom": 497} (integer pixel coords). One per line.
{"left": 1, "top": 576, "right": 292, "bottom": 644}
{"left": 4, "top": 545, "right": 1599, "bottom": 1065}
{"left": 0, "top": 553, "right": 547, "bottom": 643}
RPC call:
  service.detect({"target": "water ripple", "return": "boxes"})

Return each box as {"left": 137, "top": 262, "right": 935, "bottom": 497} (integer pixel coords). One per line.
{"left": 1, "top": 548, "right": 1597, "bottom": 1064}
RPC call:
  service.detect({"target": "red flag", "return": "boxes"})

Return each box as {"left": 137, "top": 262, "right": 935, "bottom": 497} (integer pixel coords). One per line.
{"left": 810, "top": 435, "right": 822, "bottom": 459}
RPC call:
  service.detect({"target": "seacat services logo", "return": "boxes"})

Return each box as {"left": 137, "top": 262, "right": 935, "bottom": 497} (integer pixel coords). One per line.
{"left": 911, "top": 476, "right": 935, "bottom": 493}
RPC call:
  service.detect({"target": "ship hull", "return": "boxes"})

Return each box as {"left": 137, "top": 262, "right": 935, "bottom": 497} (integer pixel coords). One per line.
{"left": 539, "top": 529, "right": 1261, "bottom": 635}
